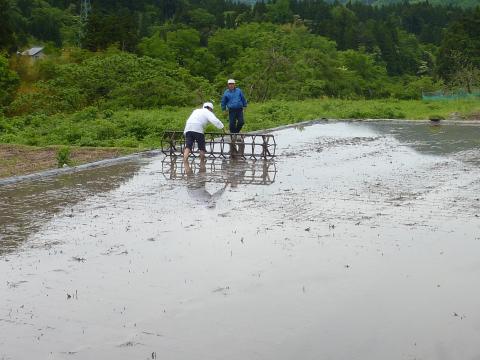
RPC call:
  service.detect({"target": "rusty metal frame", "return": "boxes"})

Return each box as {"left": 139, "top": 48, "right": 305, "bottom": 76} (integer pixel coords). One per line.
{"left": 161, "top": 131, "right": 276, "bottom": 159}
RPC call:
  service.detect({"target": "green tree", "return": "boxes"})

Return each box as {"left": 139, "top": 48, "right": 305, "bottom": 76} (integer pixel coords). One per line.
{"left": 208, "top": 23, "right": 276, "bottom": 70}
{"left": 83, "top": 9, "right": 139, "bottom": 51}
{"left": 329, "top": 6, "right": 359, "bottom": 50}
{"left": 29, "top": 6, "right": 64, "bottom": 46}
{"left": 266, "top": 0, "right": 293, "bottom": 24}
{"left": 0, "top": 53, "right": 20, "bottom": 108}
{"left": 445, "top": 51, "right": 480, "bottom": 92}
{"left": 230, "top": 24, "right": 355, "bottom": 100}
{"left": 252, "top": 1, "right": 268, "bottom": 22}
{"left": 0, "top": 0, "right": 20, "bottom": 52}
{"left": 9, "top": 52, "right": 215, "bottom": 115}
{"left": 374, "top": 20, "right": 402, "bottom": 75}
{"left": 437, "top": 9, "right": 480, "bottom": 82}
{"left": 137, "top": 31, "right": 176, "bottom": 62}
{"left": 166, "top": 28, "right": 200, "bottom": 65}
{"left": 339, "top": 49, "right": 389, "bottom": 98}
{"left": 186, "top": 47, "right": 221, "bottom": 81}
{"left": 185, "top": 8, "right": 216, "bottom": 31}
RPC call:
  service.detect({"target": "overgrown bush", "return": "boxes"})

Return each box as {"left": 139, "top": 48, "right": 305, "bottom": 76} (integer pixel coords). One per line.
{"left": 56, "top": 146, "right": 71, "bottom": 167}
{"left": 2, "top": 99, "right": 479, "bottom": 149}
{"left": 0, "top": 54, "right": 20, "bottom": 108}
{"left": 9, "top": 53, "right": 215, "bottom": 115}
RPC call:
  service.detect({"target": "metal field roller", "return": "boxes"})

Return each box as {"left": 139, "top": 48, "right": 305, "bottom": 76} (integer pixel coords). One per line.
{"left": 161, "top": 131, "right": 276, "bottom": 159}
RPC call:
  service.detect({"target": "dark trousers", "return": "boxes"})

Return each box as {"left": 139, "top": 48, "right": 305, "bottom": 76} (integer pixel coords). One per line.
{"left": 229, "top": 108, "right": 244, "bottom": 133}
{"left": 185, "top": 131, "right": 206, "bottom": 151}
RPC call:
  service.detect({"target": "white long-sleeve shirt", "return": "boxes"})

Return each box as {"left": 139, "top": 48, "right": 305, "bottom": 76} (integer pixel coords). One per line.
{"left": 183, "top": 108, "right": 224, "bottom": 134}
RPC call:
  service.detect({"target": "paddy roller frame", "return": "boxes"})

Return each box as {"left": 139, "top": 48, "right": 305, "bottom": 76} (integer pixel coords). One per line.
{"left": 161, "top": 131, "right": 276, "bottom": 159}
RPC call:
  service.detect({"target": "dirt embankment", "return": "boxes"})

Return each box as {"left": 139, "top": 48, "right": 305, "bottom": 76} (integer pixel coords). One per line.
{"left": 0, "top": 144, "right": 136, "bottom": 179}
{"left": 466, "top": 111, "right": 480, "bottom": 120}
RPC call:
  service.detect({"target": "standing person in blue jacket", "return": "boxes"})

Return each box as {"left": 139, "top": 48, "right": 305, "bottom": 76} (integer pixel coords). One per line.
{"left": 221, "top": 79, "right": 248, "bottom": 133}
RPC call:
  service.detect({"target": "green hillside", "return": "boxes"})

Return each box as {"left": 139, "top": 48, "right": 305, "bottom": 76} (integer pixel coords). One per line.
{"left": 0, "top": 0, "right": 479, "bottom": 123}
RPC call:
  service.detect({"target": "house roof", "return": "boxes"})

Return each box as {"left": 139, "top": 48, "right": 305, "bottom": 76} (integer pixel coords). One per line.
{"left": 22, "top": 47, "right": 44, "bottom": 56}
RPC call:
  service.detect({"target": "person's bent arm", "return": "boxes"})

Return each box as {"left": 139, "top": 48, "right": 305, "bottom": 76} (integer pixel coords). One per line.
{"left": 207, "top": 112, "right": 225, "bottom": 130}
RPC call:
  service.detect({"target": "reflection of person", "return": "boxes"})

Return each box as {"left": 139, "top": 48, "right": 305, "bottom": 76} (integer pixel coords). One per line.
{"left": 183, "top": 102, "right": 225, "bottom": 162}
{"left": 184, "top": 160, "right": 227, "bottom": 208}
{"left": 221, "top": 79, "right": 248, "bottom": 133}
{"left": 221, "top": 159, "right": 247, "bottom": 188}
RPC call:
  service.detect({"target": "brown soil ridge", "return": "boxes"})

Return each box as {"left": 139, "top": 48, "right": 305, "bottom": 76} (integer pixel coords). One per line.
{"left": 0, "top": 144, "right": 137, "bottom": 179}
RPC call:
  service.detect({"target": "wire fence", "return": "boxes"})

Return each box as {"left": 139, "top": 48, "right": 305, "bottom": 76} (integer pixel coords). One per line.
{"left": 422, "top": 89, "right": 480, "bottom": 100}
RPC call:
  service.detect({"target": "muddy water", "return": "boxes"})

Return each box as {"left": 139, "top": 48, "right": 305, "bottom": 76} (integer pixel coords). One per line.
{"left": 1, "top": 121, "right": 480, "bottom": 359}
{"left": 0, "top": 162, "right": 144, "bottom": 254}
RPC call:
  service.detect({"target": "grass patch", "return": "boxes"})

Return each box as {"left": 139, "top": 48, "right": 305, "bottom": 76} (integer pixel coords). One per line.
{"left": 1, "top": 98, "right": 478, "bottom": 152}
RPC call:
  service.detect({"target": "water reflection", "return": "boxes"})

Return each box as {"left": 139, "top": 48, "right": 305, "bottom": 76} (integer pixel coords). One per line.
{"left": 160, "top": 156, "right": 277, "bottom": 208}
{"left": 0, "top": 162, "right": 142, "bottom": 254}
{"left": 365, "top": 122, "right": 480, "bottom": 164}
{"left": 161, "top": 156, "right": 277, "bottom": 185}
{"left": 184, "top": 160, "right": 228, "bottom": 208}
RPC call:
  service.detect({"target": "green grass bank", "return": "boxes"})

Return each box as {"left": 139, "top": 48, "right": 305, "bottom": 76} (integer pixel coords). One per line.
{"left": 1, "top": 98, "right": 479, "bottom": 150}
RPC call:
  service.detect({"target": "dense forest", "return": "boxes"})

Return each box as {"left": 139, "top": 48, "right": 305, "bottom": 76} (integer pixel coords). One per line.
{"left": 0, "top": 0, "right": 479, "bottom": 117}
{"left": 241, "top": 0, "right": 479, "bottom": 7}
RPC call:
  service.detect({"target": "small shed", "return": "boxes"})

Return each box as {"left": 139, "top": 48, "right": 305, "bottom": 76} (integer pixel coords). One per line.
{"left": 20, "top": 47, "right": 46, "bottom": 60}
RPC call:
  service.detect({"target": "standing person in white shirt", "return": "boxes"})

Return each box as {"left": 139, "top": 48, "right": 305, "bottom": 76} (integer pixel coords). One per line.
{"left": 183, "top": 102, "right": 225, "bottom": 162}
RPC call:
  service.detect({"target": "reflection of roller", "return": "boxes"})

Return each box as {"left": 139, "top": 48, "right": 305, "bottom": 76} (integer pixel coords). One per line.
{"left": 161, "top": 157, "right": 277, "bottom": 185}
{"left": 229, "top": 134, "right": 245, "bottom": 158}
{"left": 161, "top": 131, "right": 276, "bottom": 160}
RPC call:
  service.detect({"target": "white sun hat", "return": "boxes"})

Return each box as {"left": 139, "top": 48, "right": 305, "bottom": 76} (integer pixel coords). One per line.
{"left": 203, "top": 102, "right": 214, "bottom": 110}
{"left": 227, "top": 79, "right": 235, "bottom": 84}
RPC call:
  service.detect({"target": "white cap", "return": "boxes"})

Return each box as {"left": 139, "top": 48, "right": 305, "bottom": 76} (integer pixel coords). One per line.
{"left": 203, "top": 102, "right": 214, "bottom": 110}
{"left": 227, "top": 79, "right": 235, "bottom": 84}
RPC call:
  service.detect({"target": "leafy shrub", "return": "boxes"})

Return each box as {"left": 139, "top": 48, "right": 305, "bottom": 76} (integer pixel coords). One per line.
{"left": 57, "top": 146, "right": 71, "bottom": 167}
{"left": 0, "top": 117, "right": 12, "bottom": 134}
{"left": 94, "top": 120, "right": 119, "bottom": 141}
{"left": 77, "top": 136, "right": 98, "bottom": 147}
{"left": 0, "top": 55, "right": 20, "bottom": 107}
{"left": 346, "top": 110, "right": 372, "bottom": 119}
{"left": 103, "top": 109, "right": 114, "bottom": 118}
{"left": 114, "top": 137, "right": 139, "bottom": 148}
{"left": 0, "top": 133, "right": 19, "bottom": 143}
{"left": 25, "top": 136, "right": 40, "bottom": 146}
{"left": 64, "top": 126, "right": 83, "bottom": 143}
{"left": 390, "top": 76, "right": 444, "bottom": 100}
{"left": 380, "top": 107, "right": 406, "bottom": 119}
{"left": 428, "top": 114, "right": 445, "bottom": 120}
{"left": 9, "top": 52, "right": 215, "bottom": 115}
{"left": 73, "top": 106, "right": 99, "bottom": 122}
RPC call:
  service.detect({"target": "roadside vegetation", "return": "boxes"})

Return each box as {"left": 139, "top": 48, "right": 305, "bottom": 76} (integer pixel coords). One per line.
{"left": 1, "top": 99, "right": 478, "bottom": 152}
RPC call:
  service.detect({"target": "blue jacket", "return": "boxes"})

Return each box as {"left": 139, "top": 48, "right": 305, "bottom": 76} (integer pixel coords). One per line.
{"left": 221, "top": 88, "right": 247, "bottom": 111}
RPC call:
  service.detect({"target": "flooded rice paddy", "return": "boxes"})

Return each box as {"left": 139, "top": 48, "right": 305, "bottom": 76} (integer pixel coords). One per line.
{"left": 1, "top": 121, "right": 480, "bottom": 359}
